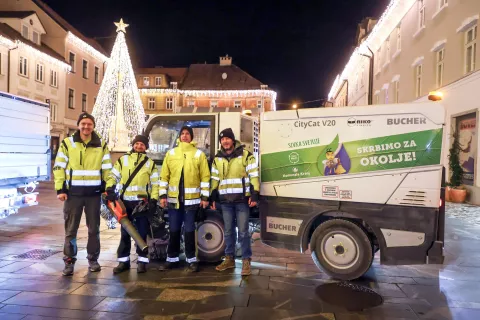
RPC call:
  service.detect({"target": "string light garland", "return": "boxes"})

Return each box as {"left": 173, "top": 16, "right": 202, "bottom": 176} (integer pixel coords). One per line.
{"left": 139, "top": 88, "right": 277, "bottom": 111}
{"left": 66, "top": 32, "right": 109, "bottom": 62}
{"left": 92, "top": 19, "right": 145, "bottom": 151}
{"left": 0, "top": 35, "right": 14, "bottom": 48}
{"left": 328, "top": 0, "right": 416, "bottom": 100}
{"left": 16, "top": 41, "right": 71, "bottom": 71}
{"left": 0, "top": 35, "right": 70, "bottom": 71}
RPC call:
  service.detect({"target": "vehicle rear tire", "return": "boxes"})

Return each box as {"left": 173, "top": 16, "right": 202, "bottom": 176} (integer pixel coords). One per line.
{"left": 311, "top": 218, "right": 373, "bottom": 280}
{"left": 197, "top": 212, "right": 225, "bottom": 262}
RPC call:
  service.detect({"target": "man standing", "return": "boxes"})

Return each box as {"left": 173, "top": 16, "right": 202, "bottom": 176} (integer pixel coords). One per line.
{"left": 106, "top": 135, "right": 159, "bottom": 274}
{"left": 53, "top": 112, "right": 112, "bottom": 276}
{"left": 159, "top": 126, "right": 210, "bottom": 272}
{"left": 211, "top": 128, "right": 259, "bottom": 276}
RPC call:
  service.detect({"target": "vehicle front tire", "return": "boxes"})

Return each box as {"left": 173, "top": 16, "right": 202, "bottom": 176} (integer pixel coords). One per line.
{"left": 310, "top": 218, "right": 373, "bottom": 280}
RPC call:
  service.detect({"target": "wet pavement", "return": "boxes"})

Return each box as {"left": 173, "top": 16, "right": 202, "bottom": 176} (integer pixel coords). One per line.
{"left": 0, "top": 183, "right": 478, "bottom": 319}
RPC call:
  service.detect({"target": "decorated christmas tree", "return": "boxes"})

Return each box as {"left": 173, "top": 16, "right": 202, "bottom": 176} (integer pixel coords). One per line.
{"left": 92, "top": 19, "right": 145, "bottom": 151}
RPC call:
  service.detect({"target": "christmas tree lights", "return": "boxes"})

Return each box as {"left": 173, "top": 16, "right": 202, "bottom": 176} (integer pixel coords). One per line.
{"left": 92, "top": 19, "right": 145, "bottom": 151}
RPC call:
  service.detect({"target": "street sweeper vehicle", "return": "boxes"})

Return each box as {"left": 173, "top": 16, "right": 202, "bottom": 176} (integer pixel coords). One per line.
{"left": 144, "top": 101, "right": 446, "bottom": 280}
{"left": 0, "top": 91, "right": 51, "bottom": 219}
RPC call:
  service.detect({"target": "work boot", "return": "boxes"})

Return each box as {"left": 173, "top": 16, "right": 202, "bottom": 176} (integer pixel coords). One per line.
{"left": 113, "top": 262, "right": 130, "bottom": 274}
{"left": 88, "top": 260, "right": 101, "bottom": 272}
{"left": 241, "top": 258, "right": 252, "bottom": 276}
{"left": 216, "top": 256, "right": 235, "bottom": 272}
{"left": 186, "top": 262, "right": 199, "bottom": 273}
{"left": 62, "top": 258, "right": 75, "bottom": 276}
{"left": 158, "top": 261, "right": 178, "bottom": 271}
{"left": 137, "top": 262, "right": 147, "bottom": 273}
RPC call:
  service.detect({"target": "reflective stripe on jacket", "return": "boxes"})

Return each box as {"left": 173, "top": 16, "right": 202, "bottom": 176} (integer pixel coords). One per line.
{"left": 106, "top": 152, "right": 160, "bottom": 201}
{"left": 53, "top": 131, "right": 112, "bottom": 196}
{"left": 210, "top": 141, "right": 259, "bottom": 203}
{"left": 159, "top": 141, "right": 210, "bottom": 208}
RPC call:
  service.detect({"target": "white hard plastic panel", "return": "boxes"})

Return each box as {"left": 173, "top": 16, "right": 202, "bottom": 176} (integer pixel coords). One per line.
{"left": 260, "top": 166, "right": 441, "bottom": 208}
{"left": 260, "top": 104, "right": 445, "bottom": 155}
{"left": 386, "top": 168, "right": 442, "bottom": 207}
{"left": 0, "top": 95, "right": 49, "bottom": 117}
{"left": 0, "top": 165, "right": 49, "bottom": 179}
{"left": 218, "top": 112, "right": 242, "bottom": 140}
{"left": 296, "top": 102, "right": 445, "bottom": 125}
{"left": 262, "top": 109, "right": 299, "bottom": 121}
{"left": 0, "top": 145, "right": 49, "bottom": 154}
{"left": 0, "top": 107, "right": 47, "bottom": 122}
{"left": 0, "top": 108, "right": 49, "bottom": 137}
{"left": 396, "top": 167, "right": 442, "bottom": 188}
{"left": 0, "top": 136, "right": 48, "bottom": 147}
{"left": 0, "top": 154, "right": 49, "bottom": 168}
{"left": 387, "top": 187, "right": 440, "bottom": 207}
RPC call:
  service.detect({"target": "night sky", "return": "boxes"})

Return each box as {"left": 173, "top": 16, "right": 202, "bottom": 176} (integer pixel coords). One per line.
{"left": 42, "top": 0, "right": 388, "bottom": 108}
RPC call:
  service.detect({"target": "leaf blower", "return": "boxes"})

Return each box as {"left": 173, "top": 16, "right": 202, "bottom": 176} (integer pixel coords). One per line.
{"left": 101, "top": 193, "right": 148, "bottom": 252}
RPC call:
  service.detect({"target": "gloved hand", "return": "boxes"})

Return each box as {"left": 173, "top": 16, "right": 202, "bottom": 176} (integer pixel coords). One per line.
{"left": 106, "top": 187, "right": 117, "bottom": 201}
{"left": 149, "top": 199, "right": 158, "bottom": 216}
{"left": 195, "top": 206, "right": 206, "bottom": 223}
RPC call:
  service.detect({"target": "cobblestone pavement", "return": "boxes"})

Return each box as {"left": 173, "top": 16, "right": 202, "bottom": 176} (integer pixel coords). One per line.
{"left": 0, "top": 183, "right": 479, "bottom": 319}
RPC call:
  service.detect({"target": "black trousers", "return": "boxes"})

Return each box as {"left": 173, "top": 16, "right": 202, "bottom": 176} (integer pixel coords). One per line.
{"left": 116, "top": 200, "right": 150, "bottom": 263}
{"left": 63, "top": 195, "right": 101, "bottom": 262}
{"left": 166, "top": 203, "right": 197, "bottom": 263}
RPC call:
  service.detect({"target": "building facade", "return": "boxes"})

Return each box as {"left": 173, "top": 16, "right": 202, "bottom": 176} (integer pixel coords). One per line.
{"left": 328, "top": 0, "right": 480, "bottom": 203}
{"left": 0, "top": 11, "right": 69, "bottom": 145}
{"left": 0, "top": 0, "right": 108, "bottom": 156}
{"left": 138, "top": 56, "right": 276, "bottom": 115}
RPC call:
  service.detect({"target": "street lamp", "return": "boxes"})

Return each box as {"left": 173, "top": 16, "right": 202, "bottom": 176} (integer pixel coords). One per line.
{"left": 292, "top": 104, "right": 297, "bottom": 109}
{"left": 428, "top": 91, "right": 443, "bottom": 101}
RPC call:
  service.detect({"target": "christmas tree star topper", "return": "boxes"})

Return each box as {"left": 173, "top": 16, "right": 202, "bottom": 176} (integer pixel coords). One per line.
{"left": 114, "top": 18, "right": 129, "bottom": 33}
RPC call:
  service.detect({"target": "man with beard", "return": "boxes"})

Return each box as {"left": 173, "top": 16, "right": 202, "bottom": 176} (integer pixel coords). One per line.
{"left": 54, "top": 112, "right": 112, "bottom": 276}
{"left": 210, "top": 128, "right": 259, "bottom": 276}
{"left": 106, "top": 135, "right": 159, "bottom": 274}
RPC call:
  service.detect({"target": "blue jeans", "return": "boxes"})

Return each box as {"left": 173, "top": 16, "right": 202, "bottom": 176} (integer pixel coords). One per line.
{"left": 220, "top": 202, "right": 252, "bottom": 259}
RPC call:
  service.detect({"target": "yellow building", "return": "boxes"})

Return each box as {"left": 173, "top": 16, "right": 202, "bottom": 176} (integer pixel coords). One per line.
{"left": 137, "top": 55, "right": 276, "bottom": 116}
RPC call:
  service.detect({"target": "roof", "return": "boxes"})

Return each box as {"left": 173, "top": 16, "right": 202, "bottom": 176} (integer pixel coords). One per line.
{"left": 136, "top": 67, "right": 188, "bottom": 82}
{"left": 0, "top": 23, "right": 66, "bottom": 62}
{"left": 0, "top": 11, "right": 36, "bottom": 19}
{"left": 31, "top": 0, "right": 107, "bottom": 56}
{"left": 180, "top": 64, "right": 264, "bottom": 90}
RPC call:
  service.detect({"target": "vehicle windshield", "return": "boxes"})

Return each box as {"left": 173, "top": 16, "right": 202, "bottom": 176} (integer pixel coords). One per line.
{"left": 147, "top": 119, "right": 212, "bottom": 164}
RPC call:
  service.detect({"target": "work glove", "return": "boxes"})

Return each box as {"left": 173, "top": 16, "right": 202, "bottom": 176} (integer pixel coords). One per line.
{"left": 106, "top": 187, "right": 117, "bottom": 201}
{"left": 149, "top": 199, "right": 158, "bottom": 216}
{"left": 195, "top": 206, "right": 207, "bottom": 223}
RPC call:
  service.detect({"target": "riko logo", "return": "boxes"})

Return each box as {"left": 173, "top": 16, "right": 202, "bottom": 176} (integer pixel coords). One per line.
{"left": 348, "top": 118, "right": 372, "bottom": 127}
{"left": 387, "top": 118, "right": 426, "bottom": 125}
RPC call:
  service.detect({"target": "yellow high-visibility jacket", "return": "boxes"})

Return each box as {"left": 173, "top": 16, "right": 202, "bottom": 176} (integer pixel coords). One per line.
{"left": 53, "top": 131, "right": 111, "bottom": 196}
{"left": 106, "top": 152, "right": 160, "bottom": 201}
{"left": 159, "top": 141, "right": 210, "bottom": 208}
{"left": 210, "top": 141, "right": 260, "bottom": 203}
